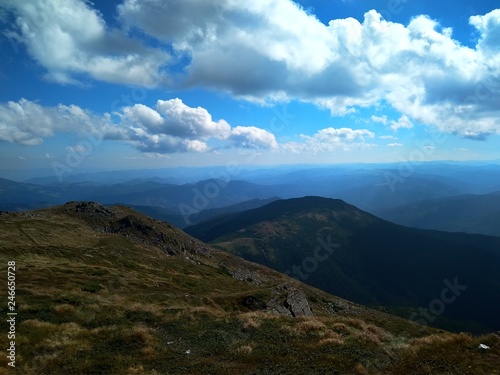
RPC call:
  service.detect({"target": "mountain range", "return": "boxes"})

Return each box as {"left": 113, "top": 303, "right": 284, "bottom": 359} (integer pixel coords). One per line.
{"left": 2, "top": 163, "right": 500, "bottom": 236}
{"left": 375, "top": 191, "right": 500, "bottom": 237}
{"left": 1, "top": 201, "right": 499, "bottom": 374}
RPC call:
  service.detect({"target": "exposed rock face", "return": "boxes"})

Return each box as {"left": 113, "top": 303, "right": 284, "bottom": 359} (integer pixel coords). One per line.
{"left": 62, "top": 201, "right": 211, "bottom": 257}
{"left": 70, "top": 201, "right": 116, "bottom": 218}
{"left": 266, "top": 284, "right": 313, "bottom": 317}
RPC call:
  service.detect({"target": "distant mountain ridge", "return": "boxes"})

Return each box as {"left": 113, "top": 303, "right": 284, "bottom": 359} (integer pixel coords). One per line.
{"left": 186, "top": 196, "right": 500, "bottom": 333}
{"left": 375, "top": 191, "right": 500, "bottom": 237}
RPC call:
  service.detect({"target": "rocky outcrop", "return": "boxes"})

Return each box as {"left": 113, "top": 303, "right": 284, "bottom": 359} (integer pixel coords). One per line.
{"left": 266, "top": 284, "right": 313, "bottom": 317}
{"left": 70, "top": 201, "right": 116, "bottom": 218}
{"left": 63, "top": 201, "right": 211, "bottom": 258}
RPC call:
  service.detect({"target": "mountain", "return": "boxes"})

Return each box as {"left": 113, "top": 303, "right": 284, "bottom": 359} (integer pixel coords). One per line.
{"left": 122, "top": 198, "right": 280, "bottom": 229}
{"left": 0, "top": 176, "right": 282, "bottom": 220}
{"left": 186, "top": 196, "right": 500, "bottom": 333}
{"left": 4, "top": 161, "right": 500, "bottom": 216}
{"left": 375, "top": 191, "right": 500, "bottom": 237}
{"left": 0, "top": 178, "right": 61, "bottom": 210}
{"left": 83, "top": 179, "right": 283, "bottom": 213}
{"left": 2, "top": 202, "right": 499, "bottom": 374}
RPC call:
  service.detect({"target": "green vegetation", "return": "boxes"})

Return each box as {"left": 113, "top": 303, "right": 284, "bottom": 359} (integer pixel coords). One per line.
{"left": 0, "top": 202, "right": 499, "bottom": 374}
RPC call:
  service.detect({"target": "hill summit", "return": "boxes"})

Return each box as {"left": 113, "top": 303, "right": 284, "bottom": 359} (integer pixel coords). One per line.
{"left": 186, "top": 196, "right": 500, "bottom": 333}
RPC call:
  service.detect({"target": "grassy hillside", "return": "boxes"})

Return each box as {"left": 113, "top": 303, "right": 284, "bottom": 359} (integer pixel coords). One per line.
{"left": 0, "top": 202, "right": 499, "bottom": 374}
{"left": 186, "top": 196, "right": 500, "bottom": 333}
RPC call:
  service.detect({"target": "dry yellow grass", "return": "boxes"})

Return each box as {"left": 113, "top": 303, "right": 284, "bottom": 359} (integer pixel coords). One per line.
{"left": 235, "top": 344, "right": 254, "bottom": 355}
{"left": 130, "top": 325, "right": 157, "bottom": 347}
{"left": 127, "top": 365, "right": 161, "bottom": 375}
{"left": 353, "top": 323, "right": 391, "bottom": 345}
{"left": 410, "top": 332, "right": 473, "bottom": 347}
{"left": 281, "top": 317, "right": 331, "bottom": 337}
{"left": 353, "top": 363, "right": 369, "bottom": 375}
{"left": 53, "top": 304, "right": 77, "bottom": 315}
{"left": 331, "top": 322, "right": 350, "bottom": 336}
{"left": 239, "top": 311, "right": 276, "bottom": 330}
{"left": 317, "top": 332, "right": 344, "bottom": 346}
{"left": 184, "top": 305, "right": 225, "bottom": 318}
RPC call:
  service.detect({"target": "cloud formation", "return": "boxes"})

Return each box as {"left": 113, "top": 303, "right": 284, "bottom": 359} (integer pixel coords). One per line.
{"left": 0, "top": 99, "right": 103, "bottom": 145}
{"left": 283, "top": 127, "right": 375, "bottom": 153}
{"left": 2, "top": 0, "right": 500, "bottom": 138}
{"left": 390, "top": 115, "right": 413, "bottom": 132}
{"left": 0, "top": 98, "right": 278, "bottom": 154}
{"left": 1, "top": 0, "right": 169, "bottom": 85}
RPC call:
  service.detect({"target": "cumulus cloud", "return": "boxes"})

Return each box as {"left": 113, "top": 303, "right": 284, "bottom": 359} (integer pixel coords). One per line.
{"left": 117, "top": 2, "right": 500, "bottom": 137}
{"left": 0, "top": 98, "right": 277, "bottom": 154}
{"left": 387, "top": 143, "right": 403, "bottom": 147}
{"left": 1, "top": 0, "right": 169, "bottom": 85}
{"left": 229, "top": 126, "right": 278, "bottom": 150}
{"left": 2, "top": 1, "right": 500, "bottom": 138}
{"left": 155, "top": 99, "right": 231, "bottom": 139}
{"left": 118, "top": 99, "right": 278, "bottom": 153}
{"left": 0, "top": 99, "right": 103, "bottom": 145}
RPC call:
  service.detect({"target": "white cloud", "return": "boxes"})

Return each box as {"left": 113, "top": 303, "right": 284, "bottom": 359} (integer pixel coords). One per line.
{"left": 229, "top": 126, "right": 278, "bottom": 150}
{"left": 0, "top": 98, "right": 278, "bottom": 154}
{"left": 371, "top": 115, "right": 388, "bottom": 124}
{"left": 387, "top": 143, "right": 403, "bottom": 147}
{"left": 118, "top": 0, "right": 334, "bottom": 75}
{"left": 0, "top": 98, "right": 101, "bottom": 145}
{"left": 184, "top": 139, "right": 210, "bottom": 153}
{"left": 283, "top": 127, "right": 375, "bottom": 153}
{"left": 118, "top": 99, "right": 279, "bottom": 153}
{"left": 390, "top": 115, "right": 413, "bottom": 131}
{"left": 1, "top": 0, "right": 169, "bottom": 85}
{"left": 2, "top": 1, "right": 500, "bottom": 138}
{"left": 155, "top": 99, "right": 231, "bottom": 140}
{"left": 379, "top": 135, "right": 398, "bottom": 140}
{"left": 117, "top": 2, "right": 500, "bottom": 137}
{"left": 470, "top": 9, "right": 500, "bottom": 55}
{"left": 122, "top": 104, "right": 164, "bottom": 131}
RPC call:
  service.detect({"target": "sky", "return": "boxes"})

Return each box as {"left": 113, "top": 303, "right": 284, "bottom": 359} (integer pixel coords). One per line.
{"left": 0, "top": 0, "right": 499, "bottom": 178}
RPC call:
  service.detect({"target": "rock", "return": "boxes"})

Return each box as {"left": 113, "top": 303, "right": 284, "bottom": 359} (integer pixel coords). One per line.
{"left": 266, "top": 284, "right": 313, "bottom": 317}
{"left": 285, "top": 287, "right": 313, "bottom": 317}
{"left": 67, "top": 201, "right": 115, "bottom": 217}
{"left": 479, "top": 343, "right": 490, "bottom": 350}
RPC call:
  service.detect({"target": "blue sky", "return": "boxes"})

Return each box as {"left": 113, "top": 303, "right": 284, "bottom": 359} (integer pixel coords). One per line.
{"left": 0, "top": 0, "right": 499, "bottom": 177}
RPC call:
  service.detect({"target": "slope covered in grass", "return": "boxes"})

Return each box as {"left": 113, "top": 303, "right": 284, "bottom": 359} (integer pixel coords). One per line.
{"left": 0, "top": 202, "right": 499, "bottom": 374}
